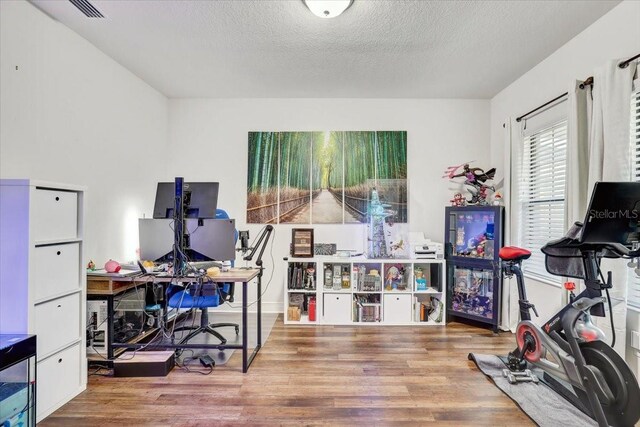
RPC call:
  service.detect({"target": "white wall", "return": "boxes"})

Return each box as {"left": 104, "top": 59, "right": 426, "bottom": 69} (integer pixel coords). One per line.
{"left": 489, "top": 0, "right": 640, "bottom": 365}
{"left": 168, "top": 98, "right": 490, "bottom": 311}
{"left": 0, "top": 0, "right": 169, "bottom": 264}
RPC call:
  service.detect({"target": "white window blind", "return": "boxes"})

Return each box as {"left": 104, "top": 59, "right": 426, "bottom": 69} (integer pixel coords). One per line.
{"left": 520, "top": 120, "right": 567, "bottom": 282}
{"left": 629, "top": 84, "right": 640, "bottom": 308}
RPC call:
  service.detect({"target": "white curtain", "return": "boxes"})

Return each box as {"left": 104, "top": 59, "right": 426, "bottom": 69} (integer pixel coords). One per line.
{"left": 501, "top": 119, "right": 519, "bottom": 332}
{"left": 565, "top": 80, "right": 591, "bottom": 228}
{"left": 588, "top": 59, "right": 637, "bottom": 186}
{"left": 584, "top": 59, "right": 637, "bottom": 355}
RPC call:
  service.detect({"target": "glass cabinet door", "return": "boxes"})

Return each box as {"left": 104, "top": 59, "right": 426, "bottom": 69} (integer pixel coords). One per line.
{"left": 447, "top": 209, "right": 497, "bottom": 260}
{"left": 448, "top": 265, "right": 496, "bottom": 321}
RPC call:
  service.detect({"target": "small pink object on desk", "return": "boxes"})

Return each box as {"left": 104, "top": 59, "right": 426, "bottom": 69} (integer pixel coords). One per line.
{"left": 104, "top": 259, "right": 121, "bottom": 273}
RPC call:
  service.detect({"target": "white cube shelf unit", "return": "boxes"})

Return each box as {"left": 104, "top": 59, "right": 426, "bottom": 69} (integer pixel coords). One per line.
{"left": 284, "top": 256, "right": 446, "bottom": 326}
{"left": 0, "top": 179, "right": 87, "bottom": 422}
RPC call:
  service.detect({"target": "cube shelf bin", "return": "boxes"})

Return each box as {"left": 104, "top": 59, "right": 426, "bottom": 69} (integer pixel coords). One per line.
{"left": 283, "top": 256, "right": 446, "bottom": 326}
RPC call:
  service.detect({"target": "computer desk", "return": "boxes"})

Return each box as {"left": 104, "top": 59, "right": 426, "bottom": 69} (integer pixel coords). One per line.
{"left": 98, "top": 268, "right": 263, "bottom": 373}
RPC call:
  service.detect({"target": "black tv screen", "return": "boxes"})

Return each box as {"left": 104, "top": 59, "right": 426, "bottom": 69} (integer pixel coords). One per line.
{"left": 153, "top": 182, "right": 219, "bottom": 219}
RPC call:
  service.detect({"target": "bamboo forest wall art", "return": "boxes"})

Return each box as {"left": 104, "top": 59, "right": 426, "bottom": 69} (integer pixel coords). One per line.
{"left": 247, "top": 131, "right": 407, "bottom": 225}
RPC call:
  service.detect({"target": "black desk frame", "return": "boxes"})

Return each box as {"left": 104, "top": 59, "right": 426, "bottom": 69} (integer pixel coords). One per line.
{"left": 111, "top": 272, "right": 262, "bottom": 373}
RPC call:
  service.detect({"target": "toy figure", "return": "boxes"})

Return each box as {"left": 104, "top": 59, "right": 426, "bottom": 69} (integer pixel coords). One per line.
{"left": 87, "top": 260, "right": 95, "bottom": 271}
{"left": 443, "top": 162, "right": 497, "bottom": 205}
{"left": 305, "top": 266, "right": 315, "bottom": 289}
{"left": 492, "top": 192, "right": 503, "bottom": 206}
{"left": 450, "top": 193, "right": 466, "bottom": 207}
{"left": 415, "top": 267, "right": 427, "bottom": 291}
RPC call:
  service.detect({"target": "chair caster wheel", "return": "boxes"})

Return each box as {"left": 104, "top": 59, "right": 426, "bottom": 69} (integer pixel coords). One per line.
{"left": 235, "top": 326, "right": 239, "bottom": 334}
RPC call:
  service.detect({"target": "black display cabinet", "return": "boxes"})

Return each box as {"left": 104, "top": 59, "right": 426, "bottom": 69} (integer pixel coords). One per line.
{"left": 445, "top": 206, "right": 504, "bottom": 332}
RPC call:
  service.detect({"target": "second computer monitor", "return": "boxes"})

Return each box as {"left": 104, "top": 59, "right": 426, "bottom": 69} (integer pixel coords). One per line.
{"left": 152, "top": 182, "right": 219, "bottom": 219}
{"left": 139, "top": 218, "right": 236, "bottom": 262}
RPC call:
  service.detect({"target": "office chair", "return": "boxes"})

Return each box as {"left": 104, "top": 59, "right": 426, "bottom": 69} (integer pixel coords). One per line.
{"left": 168, "top": 209, "right": 239, "bottom": 346}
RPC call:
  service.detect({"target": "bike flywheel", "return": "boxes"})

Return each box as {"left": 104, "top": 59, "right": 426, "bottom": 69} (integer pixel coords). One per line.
{"left": 573, "top": 340, "right": 640, "bottom": 426}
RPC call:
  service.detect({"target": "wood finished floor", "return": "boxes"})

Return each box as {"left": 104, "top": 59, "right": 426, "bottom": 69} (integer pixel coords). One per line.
{"left": 41, "top": 317, "right": 533, "bottom": 426}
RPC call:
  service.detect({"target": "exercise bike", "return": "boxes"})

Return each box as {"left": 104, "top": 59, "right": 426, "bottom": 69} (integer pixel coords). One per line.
{"left": 500, "top": 182, "right": 640, "bottom": 427}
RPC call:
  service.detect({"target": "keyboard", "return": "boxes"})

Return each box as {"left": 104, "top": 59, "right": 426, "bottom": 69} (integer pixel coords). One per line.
{"left": 189, "top": 261, "right": 223, "bottom": 270}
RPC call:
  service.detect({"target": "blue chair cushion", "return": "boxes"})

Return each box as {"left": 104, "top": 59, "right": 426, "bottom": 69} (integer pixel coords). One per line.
{"left": 165, "top": 208, "right": 235, "bottom": 309}
{"left": 168, "top": 290, "right": 220, "bottom": 309}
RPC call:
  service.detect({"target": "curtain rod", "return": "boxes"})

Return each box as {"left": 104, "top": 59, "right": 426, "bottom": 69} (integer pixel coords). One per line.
{"left": 515, "top": 53, "right": 639, "bottom": 123}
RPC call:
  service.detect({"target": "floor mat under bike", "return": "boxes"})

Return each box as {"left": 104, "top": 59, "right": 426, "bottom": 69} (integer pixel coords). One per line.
{"left": 468, "top": 353, "right": 597, "bottom": 427}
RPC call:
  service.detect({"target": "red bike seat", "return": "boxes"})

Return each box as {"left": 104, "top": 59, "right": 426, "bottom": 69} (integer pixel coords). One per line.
{"left": 499, "top": 246, "right": 532, "bottom": 261}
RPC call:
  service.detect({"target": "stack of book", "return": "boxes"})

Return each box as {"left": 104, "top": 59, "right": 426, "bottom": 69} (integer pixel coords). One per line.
{"left": 354, "top": 294, "right": 381, "bottom": 322}
{"left": 414, "top": 296, "right": 443, "bottom": 323}
{"left": 287, "top": 262, "right": 316, "bottom": 290}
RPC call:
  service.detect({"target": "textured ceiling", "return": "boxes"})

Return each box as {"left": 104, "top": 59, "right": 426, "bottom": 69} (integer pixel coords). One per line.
{"left": 31, "top": 0, "right": 620, "bottom": 99}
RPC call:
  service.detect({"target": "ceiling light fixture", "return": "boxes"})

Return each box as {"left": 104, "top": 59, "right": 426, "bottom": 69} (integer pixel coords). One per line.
{"left": 303, "top": 0, "right": 353, "bottom": 19}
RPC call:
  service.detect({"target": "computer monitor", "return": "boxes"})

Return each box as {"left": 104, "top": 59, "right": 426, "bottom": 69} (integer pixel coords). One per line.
{"left": 581, "top": 182, "right": 640, "bottom": 247}
{"left": 152, "top": 182, "right": 219, "bottom": 219}
{"left": 139, "top": 218, "right": 236, "bottom": 262}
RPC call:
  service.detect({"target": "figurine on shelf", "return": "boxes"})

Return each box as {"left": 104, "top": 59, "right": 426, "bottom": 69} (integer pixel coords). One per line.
{"left": 415, "top": 267, "right": 427, "bottom": 291}
{"left": 492, "top": 192, "right": 503, "bottom": 206}
{"left": 87, "top": 260, "right": 96, "bottom": 271}
{"left": 450, "top": 193, "right": 466, "bottom": 207}
{"left": 443, "top": 162, "right": 497, "bottom": 206}
{"left": 305, "top": 266, "right": 315, "bottom": 290}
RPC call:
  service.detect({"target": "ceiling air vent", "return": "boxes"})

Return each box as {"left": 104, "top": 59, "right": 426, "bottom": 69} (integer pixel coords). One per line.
{"left": 69, "top": 0, "right": 104, "bottom": 18}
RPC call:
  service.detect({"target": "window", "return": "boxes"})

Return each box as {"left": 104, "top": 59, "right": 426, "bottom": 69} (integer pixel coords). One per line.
{"left": 519, "top": 120, "right": 567, "bottom": 282}
{"left": 629, "top": 84, "right": 640, "bottom": 308}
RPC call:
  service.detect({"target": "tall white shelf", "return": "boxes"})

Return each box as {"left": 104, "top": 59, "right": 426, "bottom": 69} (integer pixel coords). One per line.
{"left": 284, "top": 256, "right": 446, "bottom": 326}
{"left": 0, "top": 179, "right": 87, "bottom": 422}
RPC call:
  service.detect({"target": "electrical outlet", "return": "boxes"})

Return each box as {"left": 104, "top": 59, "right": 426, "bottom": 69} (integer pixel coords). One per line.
{"left": 632, "top": 330, "right": 640, "bottom": 351}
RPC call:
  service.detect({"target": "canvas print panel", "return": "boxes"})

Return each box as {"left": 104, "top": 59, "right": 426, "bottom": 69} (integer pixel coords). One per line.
{"left": 344, "top": 131, "right": 407, "bottom": 223}
{"left": 312, "top": 131, "right": 345, "bottom": 223}
{"left": 247, "top": 132, "right": 279, "bottom": 224}
{"left": 278, "top": 132, "right": 314, "bottom": 224}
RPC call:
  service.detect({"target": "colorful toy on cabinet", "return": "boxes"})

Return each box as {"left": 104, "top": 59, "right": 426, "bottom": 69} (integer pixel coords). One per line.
{"left": 450, "top": 192, "right": 466, "bottom": 207}
{"left": 384, "top": 264, "right": 407, "bottom": 291}
{"left": 443, "top": 162, "right": 496, "bottom": 205}
{"left": 414, "top": 267, "right": 428, "bottom": 291}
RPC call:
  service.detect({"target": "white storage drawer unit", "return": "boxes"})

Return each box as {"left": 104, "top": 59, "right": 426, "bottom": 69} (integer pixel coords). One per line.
{"left": 383, "top": 294, "right": 412, "bottom": 324}
{"left": 33, "top": 242, "right": 81, "bottom": 301}
{"left": 37, "top": 342, "right": 82, "bottom": 417}
{"left": 32, "top": 188, "right": 78, "bottom": 242}
{"left": 0, "top": 180, "right": 86, "bottom": 423}
{"left": 35, "top": 292, "right": 81, "bottom": 357}
{"left": 323, "top": 293, "right": 352, "bottom": 323}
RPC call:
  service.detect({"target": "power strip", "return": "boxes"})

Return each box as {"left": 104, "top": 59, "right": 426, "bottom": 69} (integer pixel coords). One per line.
{"left": 199, "top": 355, "right": 215, "bottom": 368}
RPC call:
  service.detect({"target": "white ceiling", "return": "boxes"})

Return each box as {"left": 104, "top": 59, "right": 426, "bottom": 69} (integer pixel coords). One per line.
{"left": 32, "top": 0, "right": 620, "bottom": 99}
